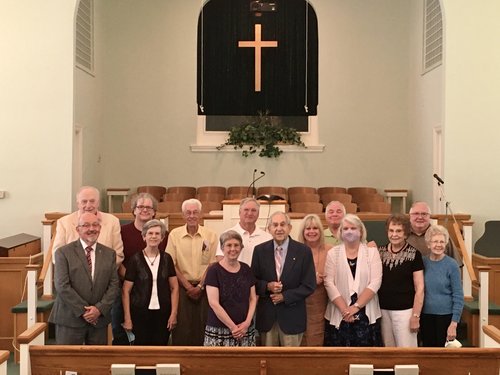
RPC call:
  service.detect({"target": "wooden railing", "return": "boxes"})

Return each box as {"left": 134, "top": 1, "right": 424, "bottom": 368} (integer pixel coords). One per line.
{"left": 483, "top": 325, "right": 500, "bottom": 348}
{"left": 27, "top": 345, "right": 500, "bottom": 375}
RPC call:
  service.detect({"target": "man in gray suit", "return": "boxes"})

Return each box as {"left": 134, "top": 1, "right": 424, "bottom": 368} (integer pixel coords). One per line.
{"left": 49, "top": 212, "right": 119, "bottom": 344}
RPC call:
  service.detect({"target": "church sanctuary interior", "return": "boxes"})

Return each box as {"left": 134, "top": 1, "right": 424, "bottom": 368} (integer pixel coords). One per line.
{"left": 1, "top": 0, "right": 500, "bottom": 374}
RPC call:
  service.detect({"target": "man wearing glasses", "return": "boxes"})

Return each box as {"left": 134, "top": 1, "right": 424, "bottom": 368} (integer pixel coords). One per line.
{"left": 49, "top": 212, "right": 119, "bottom": 344}
{"left": 112, "top": 192, "right": 169, "bottom": 344}
{"left": 407, "top": 201, "right": 462, "bottom": 265}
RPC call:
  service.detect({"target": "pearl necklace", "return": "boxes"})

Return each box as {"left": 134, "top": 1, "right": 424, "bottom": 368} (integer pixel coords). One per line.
{"left": 143, "top": 250, "right": 159, "bottom": 266}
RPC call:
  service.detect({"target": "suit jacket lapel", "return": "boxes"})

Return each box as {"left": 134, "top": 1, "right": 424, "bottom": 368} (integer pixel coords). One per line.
{"left": 281, "top": 240, "right": 297, "bottom": 280}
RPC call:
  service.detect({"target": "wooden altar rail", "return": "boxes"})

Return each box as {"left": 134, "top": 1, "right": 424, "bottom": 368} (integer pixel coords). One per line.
{"left": 28, "top": 345, "right": 500, "bottom": 375}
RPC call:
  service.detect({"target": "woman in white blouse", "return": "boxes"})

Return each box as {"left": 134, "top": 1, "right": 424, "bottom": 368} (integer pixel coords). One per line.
{"left": 323, "top": 214, "right": 383, "bottom": 346}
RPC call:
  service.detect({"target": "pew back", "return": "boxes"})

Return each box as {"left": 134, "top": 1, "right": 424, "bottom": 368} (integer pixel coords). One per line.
{"left": 29, "top": 346, "right": 500, "bottom": 375}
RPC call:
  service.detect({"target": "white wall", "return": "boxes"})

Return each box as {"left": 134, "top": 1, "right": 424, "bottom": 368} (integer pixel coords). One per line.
{"left": 407, "top": 0, "right": 443, "bottom": 208}
{"left": 89, "top": 0, "right": 412, "bottom": 194}
{"left": 442, "top": 0, "right": 500, "bottom": 240}
{"left": 0, "top": 0, "right": 77, "bottom": 238}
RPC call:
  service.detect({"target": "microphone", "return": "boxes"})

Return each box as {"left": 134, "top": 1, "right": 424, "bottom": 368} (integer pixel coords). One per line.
{"left": 433, "top": 173, "right": 444, "bottom": 185}
{"left": 247, "top": 170, "right": 266, "bottom": 198}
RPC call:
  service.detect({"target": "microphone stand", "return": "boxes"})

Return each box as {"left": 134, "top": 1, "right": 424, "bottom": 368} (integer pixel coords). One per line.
{"left": 435, "top": 177, "right": 458, "bottom": 227}
{"left": 246, "top": 170, "right": 265, "bottom": 198}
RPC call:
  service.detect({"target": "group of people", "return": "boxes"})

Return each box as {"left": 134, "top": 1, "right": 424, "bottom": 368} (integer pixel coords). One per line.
{"left": 48, "top": 186, "right": 464, "bottom": 349}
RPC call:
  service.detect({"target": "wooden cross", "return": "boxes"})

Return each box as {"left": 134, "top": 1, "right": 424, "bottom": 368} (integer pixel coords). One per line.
{"left": 238, "top": 24, "right": 278, "bottom": 92}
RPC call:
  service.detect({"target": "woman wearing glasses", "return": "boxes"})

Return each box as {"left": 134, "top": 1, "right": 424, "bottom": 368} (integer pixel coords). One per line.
{"left": 421, "top": 225, "right": 464, "bottom": 347}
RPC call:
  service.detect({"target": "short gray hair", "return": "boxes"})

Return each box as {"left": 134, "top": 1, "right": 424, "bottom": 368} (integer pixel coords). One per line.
{"left": 239, "top": 197, "right": 260, "bottom": 210}
{"left": 409, "top": 201, "right": 432, "bottom": 214}
{"left": 424, "top": 224, "right": 449, "bottom": 245}
{"left": 219, "top": 230, "right": 244, "bottom": 249}
{"left": 141, "top": 219, "right": 167, "bottom": 238}
{"left": 76, "top": 186, "right": 100, "bottom": 202}
{"left": 182, "top": 198, "right": 202, "bottom": 213}
{"left": 267, "top": 211, "right": 291, "bottom": 229}
{"left": 325, "top": 201, "right": 346, "bottom": 217}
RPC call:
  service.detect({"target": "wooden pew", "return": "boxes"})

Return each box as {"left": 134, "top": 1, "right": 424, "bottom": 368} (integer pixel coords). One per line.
{"left": 29, "top": 345, "right": 500, "bottom": 375}
{"left": 0, "top": 248, "right": 43, "bottom": 351}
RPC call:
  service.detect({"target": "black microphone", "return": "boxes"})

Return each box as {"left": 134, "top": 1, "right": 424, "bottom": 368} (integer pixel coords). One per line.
{"left": 433, "top": 173, "right": 444, "bottom": 185}
{"left": 247, "top": 170, "right": 266, "bottom": 198}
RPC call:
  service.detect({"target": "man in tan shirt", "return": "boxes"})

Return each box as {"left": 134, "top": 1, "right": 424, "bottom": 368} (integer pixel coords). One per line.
{"left": 166, "top": 199, "right": 217, "bottom": 345}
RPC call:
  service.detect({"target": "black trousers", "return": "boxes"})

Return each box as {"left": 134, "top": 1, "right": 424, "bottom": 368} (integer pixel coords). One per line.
{"left": 132, "top": 308, "right": 170, "bottom": 346}
{"left": 420, "top": 313, "right": 452, "bottom": 347}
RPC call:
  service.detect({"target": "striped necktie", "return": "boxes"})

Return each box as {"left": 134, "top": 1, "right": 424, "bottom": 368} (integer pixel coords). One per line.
{"left": 275, "top": 246, "right": 283, "bottom": 280}
{"left": 85, "top": 246, "right": 92, "bottom": 272}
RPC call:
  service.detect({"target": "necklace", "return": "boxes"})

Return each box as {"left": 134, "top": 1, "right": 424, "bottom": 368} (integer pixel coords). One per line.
{"left": 389, "top": 242, "right": 405, "bottom": 255}
{"left": 143, "top": 250, "right": 159, "bottom": 266}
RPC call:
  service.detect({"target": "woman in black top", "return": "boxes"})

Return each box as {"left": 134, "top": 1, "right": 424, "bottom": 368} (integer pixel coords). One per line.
{"left": 122, "top": 219, "right": 179, "bottom": 345}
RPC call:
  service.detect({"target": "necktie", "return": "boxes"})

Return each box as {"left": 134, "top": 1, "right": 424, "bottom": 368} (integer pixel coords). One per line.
{"left": 275, "top": 246, "right": 283, "bottom": 280}
{"left": 85, "top": 246, "right": 92, "bottom": 273}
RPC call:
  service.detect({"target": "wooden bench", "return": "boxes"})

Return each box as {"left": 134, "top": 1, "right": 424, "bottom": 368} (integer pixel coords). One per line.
{"left": 0, "top": 251, "right": 43, "bottom": 351}
{"left": 11, "top": 299, "right": 53, "bottom": 362}
{"left": 28, "top": 345, "right": 500, "bottom": 375}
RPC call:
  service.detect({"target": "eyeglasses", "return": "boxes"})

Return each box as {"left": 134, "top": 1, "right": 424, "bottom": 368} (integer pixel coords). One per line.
{"left": 410, "top": 212, "right": 430, "bottom": 217}
{"left": 431, "top": 240, "right": 446, "bottom": 245}
{"left": 78, "top": 223, "right": 101, "bottom": 228}
{"left": 136, "top": 205, "right": 154, "bottom": 211}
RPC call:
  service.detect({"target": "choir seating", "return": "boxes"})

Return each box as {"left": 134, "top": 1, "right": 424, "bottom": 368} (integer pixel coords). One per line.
{"left": 166, "top": 186, "right": 196, "bottom": 200}
{"left": 163, "top": 192, "right": 189, "bottom": 202}
{"left": 200, "top": 201, "right": 223, "bottom": 212}
{"left": 137, "top": 186, "right": 167, "bottom": 202}
{"left": 287, "top": 186, "right": 317, "bottom": 196}
{"left": 121, "top": 200, "right": 132, "bottom": 213}
{"left": 227, "top": 186, "right": 250, "bottom": 199}
{"left": 353, "top": 193, "right": 385, "bottom": 204}
{"left": 358, "top": 201, "right": 392, "bottom": 214}
{"left": 347, "top": 187, "right": 377, "bottom": 195}
{"left": 344, "top": 202, "right": 358, "bottom": 214}
{"left": 288, "top": 193, "right": 321, "bottom": 204}
{"left": 196, "top": 192, "right": 225, "bottom": 203}
{"left": 320, "top": 193, "right": 353, "bottom": 205}
{"left": 196, "top": 186, "right": 226, "bottom": 196}
{"left": 157, "top": 201, "right": 183, "bottom": 213}
{"left": 291, "top": 202, "right": 323, "bottom": 214}
{"left": 317, "top": 186, "right": 347, "bottom": 195}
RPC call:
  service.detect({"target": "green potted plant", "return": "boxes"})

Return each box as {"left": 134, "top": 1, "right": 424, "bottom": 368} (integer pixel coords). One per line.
{"left": 217, "top": 113, "right": 306, "bottom": 158}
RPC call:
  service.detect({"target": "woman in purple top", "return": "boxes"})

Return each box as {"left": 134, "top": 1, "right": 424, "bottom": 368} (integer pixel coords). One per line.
{"left": 203, "top": 230, "right": 257, "bottom": 346}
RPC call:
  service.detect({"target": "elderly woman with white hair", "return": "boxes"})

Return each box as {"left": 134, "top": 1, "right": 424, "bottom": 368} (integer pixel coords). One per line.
{"left": 421, "top": 225, "right": 464, "bottom": 347}
{"left": 324, "top": 214, "right": 383, "bottom": 346}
